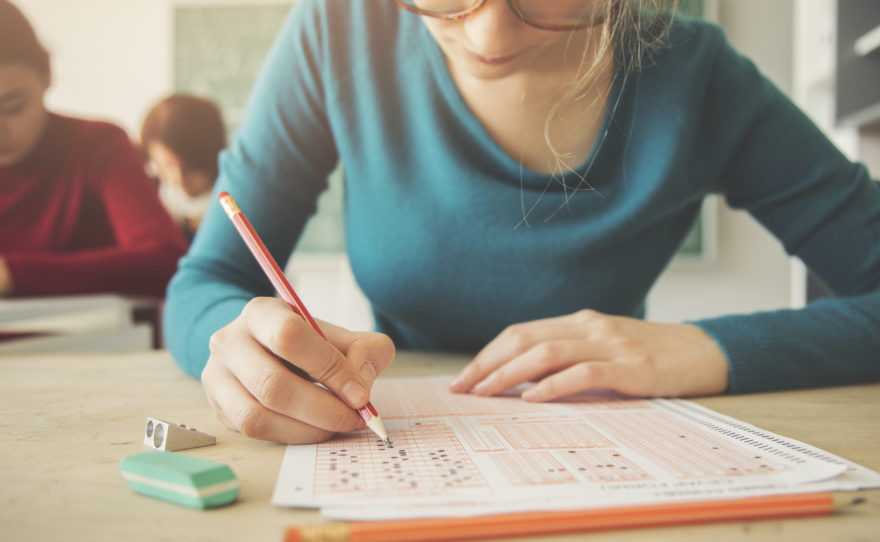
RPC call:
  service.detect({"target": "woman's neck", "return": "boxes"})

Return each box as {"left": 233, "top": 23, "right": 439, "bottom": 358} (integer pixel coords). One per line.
{"left": 450, "top": 50, "right": 615, "bottom": 174}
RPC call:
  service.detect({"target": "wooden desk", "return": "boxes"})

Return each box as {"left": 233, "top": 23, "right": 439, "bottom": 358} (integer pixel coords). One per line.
{"left": 0, "top": 350, "right": 877, "bottom": 542}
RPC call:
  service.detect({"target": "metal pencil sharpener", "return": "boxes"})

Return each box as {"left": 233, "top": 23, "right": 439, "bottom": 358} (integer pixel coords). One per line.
{"left": 143, "top": 417, "right": 216, "bottom": 451}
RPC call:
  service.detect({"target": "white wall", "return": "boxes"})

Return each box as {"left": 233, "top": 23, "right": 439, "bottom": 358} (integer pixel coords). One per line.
{"left": 18, "top": 0, "right": 165, "bottom": 132}
{"left": 17, "top": 0, "right": 836, "bottom": 329}
{"left": 17, "top": 0, "right": 288, "bottom": 133}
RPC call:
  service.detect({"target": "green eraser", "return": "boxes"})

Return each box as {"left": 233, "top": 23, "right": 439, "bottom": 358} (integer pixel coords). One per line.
{"left": 120, "top": 451, "right": 239, "bottom": 509}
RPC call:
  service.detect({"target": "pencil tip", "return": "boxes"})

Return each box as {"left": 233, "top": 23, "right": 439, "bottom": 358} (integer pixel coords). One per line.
{"left": 384, "top": 438, "right": 393, "bottom": 447}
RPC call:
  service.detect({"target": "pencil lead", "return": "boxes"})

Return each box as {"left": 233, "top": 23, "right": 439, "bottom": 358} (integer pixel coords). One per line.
{"left": 384, "top": 437, "right": 393, "bottom": 447}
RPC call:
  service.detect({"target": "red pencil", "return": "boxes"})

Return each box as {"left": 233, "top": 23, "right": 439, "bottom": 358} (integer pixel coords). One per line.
{"left": 285, "top": 492, "right": 842, "bottom": 542}
{"left": 218, "top": 191, "right": 390, "bottom": 445}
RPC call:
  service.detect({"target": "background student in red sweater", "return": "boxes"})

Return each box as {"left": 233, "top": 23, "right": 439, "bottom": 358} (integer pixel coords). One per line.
{"left": 0, "top": 0, "right": 186, "bottom": 298}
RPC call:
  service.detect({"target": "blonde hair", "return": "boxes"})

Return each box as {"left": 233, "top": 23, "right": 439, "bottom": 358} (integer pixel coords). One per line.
{"left": 544, "top": 0, "right": 678, "bottom": 181}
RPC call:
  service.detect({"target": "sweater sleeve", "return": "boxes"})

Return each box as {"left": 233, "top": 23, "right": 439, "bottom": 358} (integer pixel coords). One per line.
{"left": 163, "top": 0, "right": 339, "bottom": 377}
{"left": 691, "top": 32, "right": 880, "bottom": 393}
{"left": 4, "top": 125, "right": 187, "bottom": 298}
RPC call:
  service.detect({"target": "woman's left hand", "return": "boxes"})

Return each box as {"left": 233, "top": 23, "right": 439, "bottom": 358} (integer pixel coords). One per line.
{"left": 449, "top": 310, "right": 730, "bottom": 401}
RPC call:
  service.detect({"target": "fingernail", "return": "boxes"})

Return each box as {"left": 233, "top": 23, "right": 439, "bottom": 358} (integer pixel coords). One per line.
{"left": 472, "top": 380, "right": 489, "bottom": 395}
{"left": 342, "top": 380, "right": 367, "bottom": 405}
{"left": 522, "top": 387, "right": 538, "bottom": 401}
{"left": 361, "top": 362, "right": 377, "bottom": 384}
{"left": 449, "top": 374, "right": 465, "bottom": 391}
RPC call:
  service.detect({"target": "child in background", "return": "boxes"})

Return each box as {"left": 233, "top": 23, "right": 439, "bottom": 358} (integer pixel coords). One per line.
{"left": 141, "top": 94, "right": 226, "bottom": 243}
{"left": 0, "top": 0, "right": 186, "bottom": 298}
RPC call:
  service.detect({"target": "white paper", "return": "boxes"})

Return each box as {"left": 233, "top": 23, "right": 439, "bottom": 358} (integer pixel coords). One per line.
{"left": 272, "top": 377, "right": 879, "bottom": 520}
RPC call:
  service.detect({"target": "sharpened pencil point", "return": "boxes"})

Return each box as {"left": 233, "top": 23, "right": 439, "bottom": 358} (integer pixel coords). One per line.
{"left": 384, "top": 438, "right": 393, "bottom": 447}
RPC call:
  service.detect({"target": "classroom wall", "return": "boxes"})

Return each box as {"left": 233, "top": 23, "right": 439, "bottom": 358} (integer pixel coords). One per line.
{"left": 646, "top": 0, "right": 796, "bottom": 322}
{"left": 17, "top": 0, "right": 168, "bottom": 133}
{"left": 17, "top": 0, "right": 289, "bottom": 134}
{"left": 17, "top": 0, "right": 831, "bottom": 327}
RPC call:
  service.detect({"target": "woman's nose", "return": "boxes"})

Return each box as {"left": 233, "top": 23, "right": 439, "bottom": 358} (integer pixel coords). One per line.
{"left": 461, "top": 0, "right": 526, "bottom": 55}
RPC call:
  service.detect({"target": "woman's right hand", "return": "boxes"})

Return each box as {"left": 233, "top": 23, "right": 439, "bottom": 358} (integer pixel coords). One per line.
{"left": 201, "top": 296, "right": 395, "bottom": 444}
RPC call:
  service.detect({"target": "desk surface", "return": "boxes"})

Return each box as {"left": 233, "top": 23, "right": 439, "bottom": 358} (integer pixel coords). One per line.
{"left": 0, "top": 350, "right": 877, "bottom": 542}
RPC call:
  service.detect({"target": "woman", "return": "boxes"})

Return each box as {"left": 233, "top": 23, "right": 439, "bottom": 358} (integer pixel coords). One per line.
{"left": 164, "top": 0, "right": 880, "bottom": 444}
{"left": 141, "top": 94, "right": 226, "bottom": 243}
{"left": 0, "top": 0, "right": 187, "bottom": 298}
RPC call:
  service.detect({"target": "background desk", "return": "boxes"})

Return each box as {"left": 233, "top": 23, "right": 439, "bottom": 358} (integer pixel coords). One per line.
{"left": 0, "top": 350, "right": 877, "bottom": 542}
{"left": 0, "top": 294, "right": 162, "bottom": 352}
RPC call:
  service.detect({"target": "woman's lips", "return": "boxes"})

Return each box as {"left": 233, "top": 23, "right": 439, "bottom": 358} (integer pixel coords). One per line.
{"left": 467, "top": 49, "right": 520, "bottom": 65}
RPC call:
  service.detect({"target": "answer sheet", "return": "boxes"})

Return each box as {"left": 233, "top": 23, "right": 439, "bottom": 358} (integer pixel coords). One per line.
{"left": 272, "top": 377, "right": 880, "bottom": 519}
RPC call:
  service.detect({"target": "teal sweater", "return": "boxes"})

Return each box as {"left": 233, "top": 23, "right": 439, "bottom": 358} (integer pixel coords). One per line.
{"left": 164, "top": 0, "right": 880, "bottom": 393}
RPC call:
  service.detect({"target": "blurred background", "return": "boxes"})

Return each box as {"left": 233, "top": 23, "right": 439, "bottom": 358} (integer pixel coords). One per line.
{"left": 16, "top": 0, "right": 880, "bottom": 331}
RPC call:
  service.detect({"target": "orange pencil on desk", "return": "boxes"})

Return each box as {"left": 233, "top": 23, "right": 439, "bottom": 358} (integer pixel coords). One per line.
{"left": 285, "top": 492, "right": 847, "bottom": 542}
{"left": 218, "top": 191, "right": 391, "bottom": 446}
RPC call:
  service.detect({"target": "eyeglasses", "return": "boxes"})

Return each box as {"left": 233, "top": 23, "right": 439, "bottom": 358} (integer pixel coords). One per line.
{"left": 394, "top": 0, "right": 607, "bottom": 31}
{"left": 393, "top": 0, "right": 609, "bottom": 31}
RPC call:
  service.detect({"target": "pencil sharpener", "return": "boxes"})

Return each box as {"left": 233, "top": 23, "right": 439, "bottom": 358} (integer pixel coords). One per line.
{"left": 144, "top": 417, "right": 216, "bottom": 451}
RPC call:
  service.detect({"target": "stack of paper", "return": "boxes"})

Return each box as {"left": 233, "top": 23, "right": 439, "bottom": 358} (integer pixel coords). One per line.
{"left": 273, "top": 377, "right": 880, "bottom": 520}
